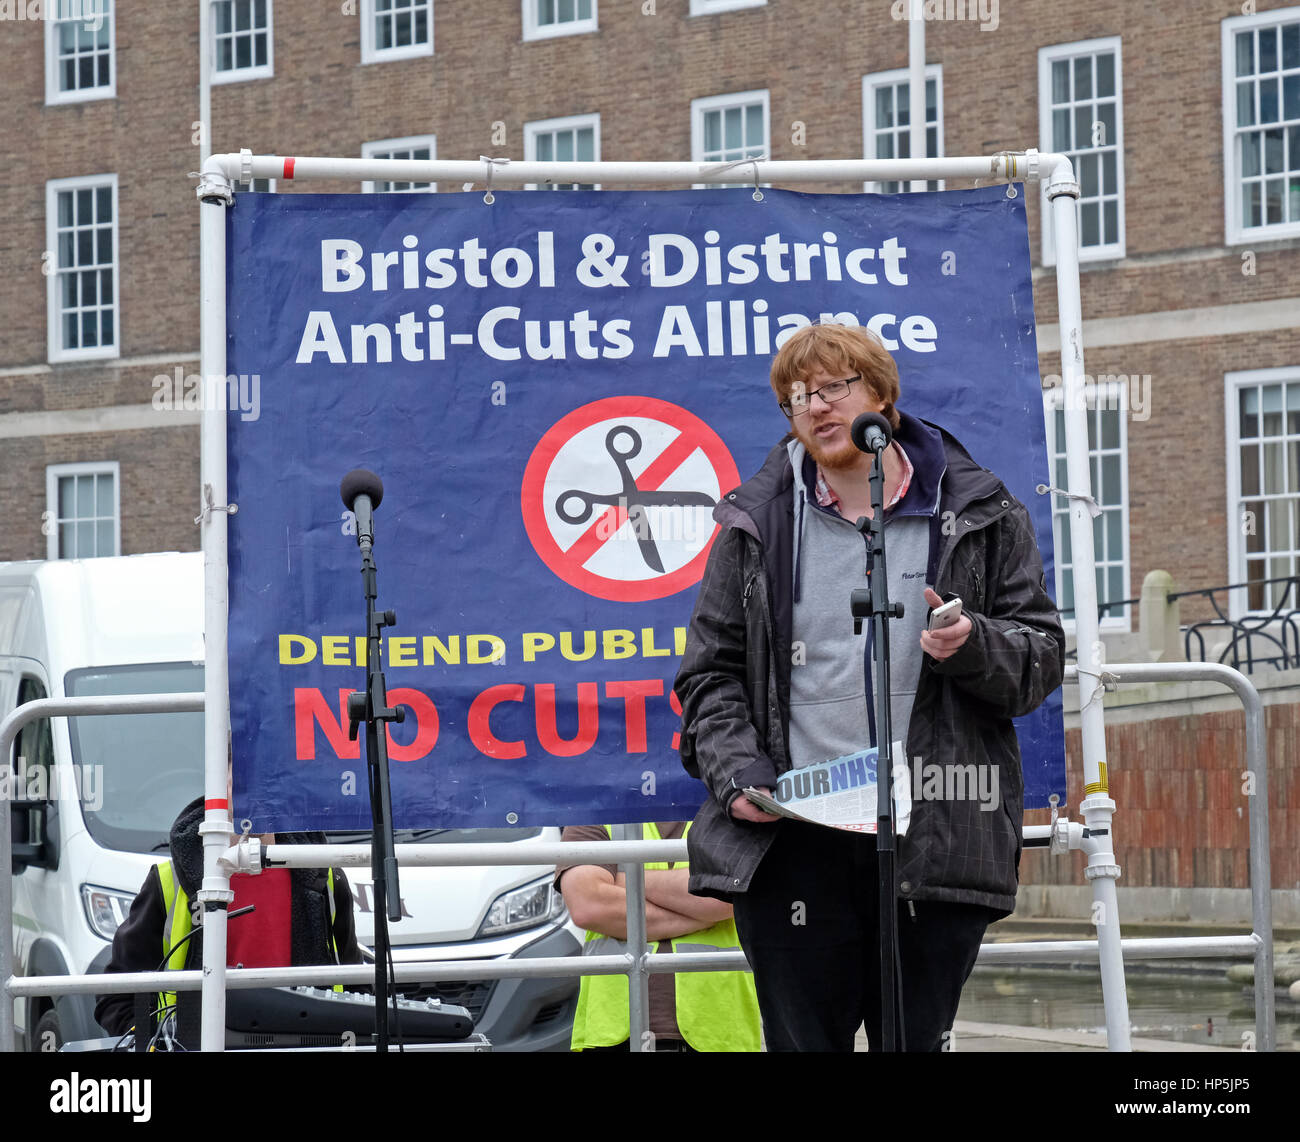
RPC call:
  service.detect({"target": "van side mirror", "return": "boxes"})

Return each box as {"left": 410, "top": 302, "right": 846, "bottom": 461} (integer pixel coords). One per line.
{"left": 10, "top": 798, "right": 55, "bottom": 872}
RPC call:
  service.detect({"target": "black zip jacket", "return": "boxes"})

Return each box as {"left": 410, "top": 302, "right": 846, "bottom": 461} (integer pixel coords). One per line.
{"left": 674, "top": 412, "right": 1065, "bottom": 913}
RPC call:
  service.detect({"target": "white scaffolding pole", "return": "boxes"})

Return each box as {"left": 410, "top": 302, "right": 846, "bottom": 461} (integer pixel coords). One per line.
{"left": 196, "top": 162, "right": 235, "bottom": 1052}
{"left": 908, "top": 0, "right": 926, "bottom": 194}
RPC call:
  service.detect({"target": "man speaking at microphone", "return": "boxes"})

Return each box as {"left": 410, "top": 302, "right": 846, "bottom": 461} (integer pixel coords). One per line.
{"left": 674, "top": 322, "right": 1064, "bottom": 1051}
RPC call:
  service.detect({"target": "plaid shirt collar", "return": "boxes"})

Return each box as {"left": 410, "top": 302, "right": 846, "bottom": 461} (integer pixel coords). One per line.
{"left": 814, "top": 442, "right": 914, "bottom": 515}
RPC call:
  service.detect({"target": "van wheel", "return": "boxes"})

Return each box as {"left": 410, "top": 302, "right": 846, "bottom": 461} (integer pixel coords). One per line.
{"left": 33, "top": 1007, "right": 61, "bottom": 1053}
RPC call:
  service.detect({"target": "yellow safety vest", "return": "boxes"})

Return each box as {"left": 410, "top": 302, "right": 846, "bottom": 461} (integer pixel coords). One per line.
{"left": 156, "top": 861, "right": 340, "bottom": 1018}
{"left": 569, "top": 823, "right": 760, "bottom": 1052}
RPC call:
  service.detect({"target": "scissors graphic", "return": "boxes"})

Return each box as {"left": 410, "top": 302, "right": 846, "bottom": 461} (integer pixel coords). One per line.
{"left": 555, "top": 425, "right": 717, "bottom": 573}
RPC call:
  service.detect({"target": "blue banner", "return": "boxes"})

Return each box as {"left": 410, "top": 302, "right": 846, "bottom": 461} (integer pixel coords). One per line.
{"left": 226, "top": 186, "right": 1065, "bottom": 830}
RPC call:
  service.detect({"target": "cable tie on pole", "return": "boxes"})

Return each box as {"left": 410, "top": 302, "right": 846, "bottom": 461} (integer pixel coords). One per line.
{"left": 194, "top": 483, "right": 239, "bottom": 527}
{"left": 1074, "top": 666, "right": 1119, "bottom": 708}
{"left": 478, "top": 155, "right": 509, "bottom": 204}
{"left": 1036, "top": 482, "right": 1102, "bottom": 518}
{"left": 750, "top": 159, "right": 764, "bottom": 202}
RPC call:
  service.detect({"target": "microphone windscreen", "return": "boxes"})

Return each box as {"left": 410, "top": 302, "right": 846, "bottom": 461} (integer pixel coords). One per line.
{"left": 850, "top": 412, "right": 893, "bottom": 454}
{"left": 340, "top": 468, "right": 384, "bottom": 510}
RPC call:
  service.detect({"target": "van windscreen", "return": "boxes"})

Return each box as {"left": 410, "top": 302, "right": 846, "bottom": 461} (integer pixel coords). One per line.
{"left": 64, "top": 662, "right": 204, "bottom": 855}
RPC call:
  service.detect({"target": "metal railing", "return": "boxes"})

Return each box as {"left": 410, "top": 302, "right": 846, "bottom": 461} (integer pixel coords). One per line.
{"left": 1172, "top": 575, "right": 1300, "bottom": 674}
{"left": 0, "top": 672, "right": 1276, "bottom": 1051}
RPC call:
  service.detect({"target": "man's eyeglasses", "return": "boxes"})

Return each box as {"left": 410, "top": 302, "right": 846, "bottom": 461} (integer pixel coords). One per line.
{"left": 779, "top": 375, "right": 860, "bottom": 418}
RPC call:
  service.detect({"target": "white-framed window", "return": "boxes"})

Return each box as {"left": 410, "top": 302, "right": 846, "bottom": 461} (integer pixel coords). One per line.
{"left": 691, "top": 90, "right": 769, "bottom": 188}
{"left": 233, "top": 177, "right": 276, "bottom": 193}
{"left": 689, "top": 0, "right": 765, "bottom": 14}
{"left": 1226, "top": 367, "right": 1300, "bottom": 616}
{"left": 211, "top": 0, "right": 274, "bottom": 83}
{"left": 1222, "top": 8, "right": 1300, "bottom": 244}
{"left": 361, "top": 0, "right": 433, "bottom": 64}
{"left": 1039, "top": 37, "right": 1125, "bottom": 263}
{"left": 361, "top": 137, "right": 437, "bottom": 193}
{"left": 46, "top": 174, "right": 119, "bottom": 364}
{"left": 1043, "top": 385, "right": 1131, "bottom": 630}
{"left": 524, "top": 114, "right": 599, "bottom": 189}
{"left": 45, "top": 462, "right": 120, "bottom": 560}
{"left": 523, "top": 0, "right": 596, "bottom": 41}
{"left": 45, "top": 0, "right": 115, "bottom": 105}
{"left": 862, "top": 66, "right": 943, "bottom": 193}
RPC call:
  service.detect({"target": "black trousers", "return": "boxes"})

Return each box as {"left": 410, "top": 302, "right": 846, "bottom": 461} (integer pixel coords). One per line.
{"left": 732, "top": 820, "right": 998, "bottom": 1052}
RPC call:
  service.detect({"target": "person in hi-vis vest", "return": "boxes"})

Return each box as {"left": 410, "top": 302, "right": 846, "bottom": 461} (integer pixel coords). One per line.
{"left": 555, "top": 821, "right": 761, "bottom": 1052}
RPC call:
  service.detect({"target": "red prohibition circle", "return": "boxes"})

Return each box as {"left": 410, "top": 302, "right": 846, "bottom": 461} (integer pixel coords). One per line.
{"left": 520, "top": 396, "right": 740, "bottom": 602}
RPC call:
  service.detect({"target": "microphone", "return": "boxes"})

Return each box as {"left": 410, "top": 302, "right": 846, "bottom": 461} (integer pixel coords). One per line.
{"left": 851, "top": 412, "right": 892, "bottom": 455}
{"left": 340, "top": 469, "right": 384, "bottom": 548}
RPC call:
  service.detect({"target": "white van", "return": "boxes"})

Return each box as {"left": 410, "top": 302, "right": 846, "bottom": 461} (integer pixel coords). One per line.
{"left": 1, "top": 552, "right": 581, "bottom": 1051}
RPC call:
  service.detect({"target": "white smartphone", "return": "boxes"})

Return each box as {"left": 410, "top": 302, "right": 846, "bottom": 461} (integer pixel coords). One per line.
{"left": 928, "top": 597, "right": 963, "bottom": 632}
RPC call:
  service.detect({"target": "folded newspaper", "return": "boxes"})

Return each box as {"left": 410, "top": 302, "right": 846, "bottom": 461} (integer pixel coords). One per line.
{"left": 744, "top": 741, "right": 911, "bottom": 835}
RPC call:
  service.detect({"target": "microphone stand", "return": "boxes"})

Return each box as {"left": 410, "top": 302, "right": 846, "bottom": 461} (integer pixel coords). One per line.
{"left": 344, "top": 492, "right": 403, "bottom": 1053}
{"left": 849, "top": 442, "right": 904, "bottom": 1053}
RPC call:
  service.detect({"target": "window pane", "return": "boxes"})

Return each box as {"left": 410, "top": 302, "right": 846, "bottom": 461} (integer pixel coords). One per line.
{"left": 1079, "top": 153, "right": 1098, "bottom": 197}
{"left": 1268, "top": 500, "right": 1292, "bottom": 553}
{"left": 100, "top": 309, "right": 113, "bottom": 346}
{"left": 1284, "top": 75, "right": 1300, "bottom": 121}
{"left": 877, "top": 87, "right": 894, "bottom": 129}
{"left": 1245, "top": 503, "right": 1264, "bottom": 553}
{"left": 1107, "top": 565, "right": 1123, "bottom": 608}
{"left": 1243, "top": 181, "right": 1261, "bottom": 228}
{"left": 723, "top": 106, "right": 742, "bottom": 151}
{"left": 1237, "top": 30, "right": 1255, "bottom": 77}
{"left": 1096, "top": 52, "right": 1115, "bottom": 98}
{"left": 1260, "top": 27, "right": 1277, "bottom": 73}
{"left": 1103, "top": 200, "right": 1118, "bottom": 245}
{"left": 235, "top": 35, "right": 251, "bottom": 69}
{"left": 576, "top": 127, "right": 594, "bottom": 162}
{"left": 1241, "top": 445, "right": 1261, "bottom": 495}
{"left": 215, "top": 1, "right": 231, "bottom": 34}
{"left": 1080, "top": 201, "right": 1100, "bottom": 246}
{"left": 59, "top": 477, "right": 74, "bottom": 518}
{"left": 1261, "top": 77, "right": 1278, "bottom": 123}
{"left": 1265, "top": 128, "right": 1284, "bottom": 173}
{"left": 1267, "top": 177, "right": 1284, "bottom": 223}
{"left": 60, "top": 523, "right": 75, "bottom": 558}
{"left": 559, "top": 0, "right": 575, "bottom": 21}
{"left": 1100, "top": 407, "right": 1119, "bottom": 450}
{"left": 1264, "top": 442, "right": 1284, "bottom": 493}
{"left": 1097, "top": 103, "right": 1116, "bottom": 147}
{"left": 1106, "top": 507, "right": 1122, "bottom": 556}
{"left": 97, "top": 520, "right": 114, "bottom": 556}
{"left": 1073, "top": 56, "right": 1092, "bottom": 100}
{"left": 703, "top": 111, "right": 720, "bottom": 154}
{"left": 81, "top": 310, "right": 98, "bottom": 348}
{"left": 1243, "top": 132, "right": 1261, "bottom": 177}
{"left": 1241, "top": 386, "right": 1259, "bottom": 436}
{"left": 1052, "top": 59, "right": 1069, "bottom": 102}
{"left": 1281, "top": 22, "right": 1300, "bottom": 68}
{"left": 1102, "top": 150, "right": 1117, "bottom": 194}
{"left": 535, "top": 133, "right": 553, "bottom": 161}
{"left": 76, "top": 188, "right": 92, "bottom": 224}
{"left": 1101, "top": 454, "right": 1120, "bottom": 502}
{"left": 555, "top": 130, "right": 574, "bottom": 162}
{"left": 74, "top": 473, "right": 92, "bottom": 517}
{"left": 1238, "top": 81, "right": 1256, "bottom": 127}
{"left": 1074, "top": 106, "right": 1091, "bottom": 148}
{"left": 95, "top": 474, "right": 113, "bottom": 517}
{"left": 746, "top": 104, "right": 762, "bottom": 148}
